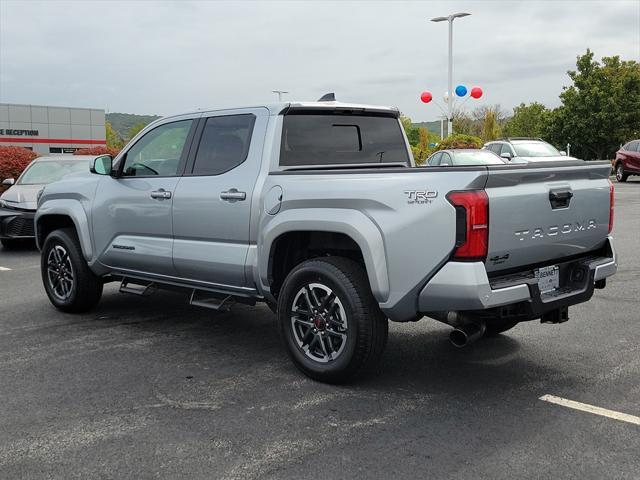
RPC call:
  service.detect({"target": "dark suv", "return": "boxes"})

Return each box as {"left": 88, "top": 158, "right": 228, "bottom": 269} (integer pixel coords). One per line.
{"left": 614, "top": 139, "right": 640, "bottom": 182}
{"left": 483, "top": 138, "right": 572, "bottom": 163}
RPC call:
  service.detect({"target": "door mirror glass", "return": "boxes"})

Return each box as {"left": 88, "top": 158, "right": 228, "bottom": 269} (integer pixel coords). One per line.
{"left": 2, "top": 178, "right": 15, "bottom": 186}
{"left": 91, "top": 155, "right": 113, "bottom": 175}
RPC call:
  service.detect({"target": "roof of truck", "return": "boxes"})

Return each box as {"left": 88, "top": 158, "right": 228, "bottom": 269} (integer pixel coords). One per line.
{"left": 163, "top": 100, "right": 400, "bottom": 121}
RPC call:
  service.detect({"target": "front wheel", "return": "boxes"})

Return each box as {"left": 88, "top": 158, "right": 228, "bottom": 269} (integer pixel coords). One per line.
{"left": 41, "top": 228, "right": 103, "bottom": 313}
{"left": 616, "top": 164, "right": 628, "bottom": 182}
{"left": 277, "top": 257, "right": 388, "bottom": 383}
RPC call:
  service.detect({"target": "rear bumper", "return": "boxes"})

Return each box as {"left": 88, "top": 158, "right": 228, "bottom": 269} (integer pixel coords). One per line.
{"left": 419, "top": 236, "right": 617, "bottom": 316}
{"left": 0, "top": 207, "right": 36, "bottom": 239}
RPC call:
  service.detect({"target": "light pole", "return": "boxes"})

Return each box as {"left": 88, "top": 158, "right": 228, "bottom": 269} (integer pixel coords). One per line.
{"left": 431, "top": 12, "right": 470, "bottom": 137}
{"left": 272, "top": 90, "right": 289, "bottom": 101}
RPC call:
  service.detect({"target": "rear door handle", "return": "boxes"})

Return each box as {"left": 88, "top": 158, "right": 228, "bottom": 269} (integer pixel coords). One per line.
{"left": 220, "top": 188, "right": 246, "bottom": 201}
{"left": 150, "top": 189, "right": 172, "bottom": 200}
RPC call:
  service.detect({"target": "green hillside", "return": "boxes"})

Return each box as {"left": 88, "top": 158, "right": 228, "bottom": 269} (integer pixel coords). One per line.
{"left": 412, "top": 121, "right": 442, "bottom": 136}
{"left": 106, "top": 112, "right": 161, "bottom": 140}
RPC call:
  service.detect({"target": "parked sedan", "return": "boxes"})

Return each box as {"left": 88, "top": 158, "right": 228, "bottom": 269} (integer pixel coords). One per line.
{"left": 0, "top": 156, "right": 95, "bottom": 248}
{"left": 426, "top": 149, "right": 506, "bottom": 166}
{"left": 614, "top": 139, "right": 640, "bottom": 182}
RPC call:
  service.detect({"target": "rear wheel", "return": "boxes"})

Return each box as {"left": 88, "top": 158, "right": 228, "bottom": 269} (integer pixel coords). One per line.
{"left": 41, "top": 228, "right": 103, "bottom": 313}
{"left": 277, "top": 256, "right": 388, "bottom": 383}
{"left": 616, "top": 163, "right": 628, "bottom": 182}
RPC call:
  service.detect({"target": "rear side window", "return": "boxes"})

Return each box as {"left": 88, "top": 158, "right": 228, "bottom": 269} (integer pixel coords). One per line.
{"left": 428, "top": 152, "right": 442, "bottom": 166}
{"left": 280, "top": 113, "right": 409, "bottom": 166}
{"left": 192, "top": 114, "right": 255, "bottom": 175}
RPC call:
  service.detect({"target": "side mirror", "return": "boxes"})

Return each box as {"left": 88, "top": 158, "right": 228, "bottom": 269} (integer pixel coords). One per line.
{"left": 2, "top": 178, "right": 15, "bottom": 186}
{"left": 500, "top": 152, "right": 512, "bottom": 160}
{"left": 559, "top": 151, "right": 567, "bottom": 156}
{"left": 90, "top": 155, "right": 113, "bottom": 175}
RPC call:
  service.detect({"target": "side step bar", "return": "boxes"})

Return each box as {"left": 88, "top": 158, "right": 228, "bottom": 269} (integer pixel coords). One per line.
{"left": 189, "top": 290, "right": 235, "bottom": 312}
{"left": 117, "top": 275, "right": 258, "bottom": 311}
{"left": 120, "top": 278, "right": 157, "bottom": 296}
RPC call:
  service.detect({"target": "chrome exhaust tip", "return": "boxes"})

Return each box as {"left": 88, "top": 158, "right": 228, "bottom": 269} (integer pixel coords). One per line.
{"left": 449, "top": 321, "right": 486, "bottom": 348}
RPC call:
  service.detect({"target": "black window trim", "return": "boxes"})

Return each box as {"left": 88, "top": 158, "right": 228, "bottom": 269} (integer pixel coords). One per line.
{"left": 115, "top": 118, "right": 198, "bottom": 179}
{"left": 183, "top": 113, "right": 257, "bottom": 177}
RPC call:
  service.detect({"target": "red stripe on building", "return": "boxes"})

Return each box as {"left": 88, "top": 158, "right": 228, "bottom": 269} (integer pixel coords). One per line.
{"left": 0, "top": 137, "right": 106, "bottom": 145}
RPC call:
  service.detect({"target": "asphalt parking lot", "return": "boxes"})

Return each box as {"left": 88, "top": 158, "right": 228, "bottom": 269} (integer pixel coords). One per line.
{"left": 0, "top": 180, "right": 638, "bottom": 479}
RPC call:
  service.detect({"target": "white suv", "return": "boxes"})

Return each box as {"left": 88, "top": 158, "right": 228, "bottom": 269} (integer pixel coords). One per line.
{"left": 483, "top": 138, "right": 575, "bottom": 163}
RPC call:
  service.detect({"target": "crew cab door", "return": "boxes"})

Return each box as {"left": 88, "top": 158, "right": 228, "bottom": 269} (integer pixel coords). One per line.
{"left": 171, "top": 108, "right": 268, "bottom": 288}
{"left": 93, "top": 118, "right": 196, "bottom": 276}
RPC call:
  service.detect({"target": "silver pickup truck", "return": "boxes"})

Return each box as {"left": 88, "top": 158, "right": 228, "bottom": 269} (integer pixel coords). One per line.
{"left": 35, "top": 99, "right": 617, "bottom": 382}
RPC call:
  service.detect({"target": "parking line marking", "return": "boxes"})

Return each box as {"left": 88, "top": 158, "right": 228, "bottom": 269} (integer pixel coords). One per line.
{"left": 0, "top": 266, "right": 11, "bottom": 271}
{"left": 540, "top": 394, "right": 640, "bottom": 426}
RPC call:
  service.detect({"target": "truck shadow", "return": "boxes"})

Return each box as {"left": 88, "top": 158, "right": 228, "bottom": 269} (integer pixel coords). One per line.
{"left": 88, "top": 287, "right": 563, "bottom": 399}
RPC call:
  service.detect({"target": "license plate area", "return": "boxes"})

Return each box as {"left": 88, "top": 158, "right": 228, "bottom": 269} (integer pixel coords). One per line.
{"left": 536, "top": 265, "right": 559, "bottom": 293}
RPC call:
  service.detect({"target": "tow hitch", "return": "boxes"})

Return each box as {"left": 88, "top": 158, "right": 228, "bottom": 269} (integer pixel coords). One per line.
{"left": 541, "top": 306, "right": 569, "bottom": 324}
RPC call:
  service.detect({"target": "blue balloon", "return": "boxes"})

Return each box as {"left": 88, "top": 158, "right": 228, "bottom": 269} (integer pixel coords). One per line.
{"left": 455, "top": 85, "right": 467, "bottom": 97}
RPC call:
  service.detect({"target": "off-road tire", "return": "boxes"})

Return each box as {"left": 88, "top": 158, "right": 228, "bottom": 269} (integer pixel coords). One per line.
{"left": 41, "top": 228, "right": 103, "bottom": 313}
{"left": 277, "top": 256, "right": 388, "bottom": 383}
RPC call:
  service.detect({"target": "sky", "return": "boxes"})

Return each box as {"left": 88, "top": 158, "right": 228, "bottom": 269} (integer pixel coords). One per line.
{"left": 0, "top": 0, "right": 639, "bottom": 122}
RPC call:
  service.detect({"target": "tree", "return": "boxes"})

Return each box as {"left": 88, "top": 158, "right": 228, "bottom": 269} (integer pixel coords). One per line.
{"left": 432, "top": 133, "right": 483, "bottom": 151}
{"left": 105, "top": 121, "right": 124, "bottom": 150}
{"left": 453, "top": 109, "right": 477, "bottom": 136}
{"left": 546, "top": 50, "right": 640, "bottom": 159}
{"left": 400, "top": 113, "right": 420, "bottom": 147}
{"left": 503, "top": 102, "right": 550, "bottom": 138}
{"left": 480, "top": 106, "right": 502, "bottom": 142}
{"left": 0, "top": 146, "right": 38, "bottom": 190}
{"left": 126, "top": 122, "right": 146, "bottom": 141}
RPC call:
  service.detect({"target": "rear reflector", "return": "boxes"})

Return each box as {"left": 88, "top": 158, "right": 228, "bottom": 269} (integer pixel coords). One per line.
{"left": 608, "top": 179, "right": 614, "bottom": 234}
{"left": 446, "top": 190, "right": 489, "bottom": 261}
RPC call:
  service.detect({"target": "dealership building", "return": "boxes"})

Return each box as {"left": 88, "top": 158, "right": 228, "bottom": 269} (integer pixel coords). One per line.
{"left": 0, "top": 103, "right": 106, "bottom": 155}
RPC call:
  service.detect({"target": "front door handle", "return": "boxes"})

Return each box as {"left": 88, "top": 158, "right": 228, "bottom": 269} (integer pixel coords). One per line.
{"left": 220, "top": 188, "right": 246, "bottom": 201}
{"left": 150, "top": 189, "right": 172, "bottom": 200}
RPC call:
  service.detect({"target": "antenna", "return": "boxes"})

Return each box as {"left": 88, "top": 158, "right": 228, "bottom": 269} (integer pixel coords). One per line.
{"left": 317, "top": 93, "right": 336, "bottom": 102}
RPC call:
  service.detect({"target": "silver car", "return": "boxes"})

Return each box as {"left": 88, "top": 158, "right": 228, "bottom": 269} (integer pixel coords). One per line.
{"left": 0, "top": 155, "right": 95, "bottom": 248}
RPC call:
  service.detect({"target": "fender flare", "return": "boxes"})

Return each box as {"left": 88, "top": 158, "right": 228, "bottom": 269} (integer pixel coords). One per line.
{"left": 35, "top": 199, "right": 93, "bottom": 261}
{"left": 258, "top": 208, "right": 389, "bottom": 302}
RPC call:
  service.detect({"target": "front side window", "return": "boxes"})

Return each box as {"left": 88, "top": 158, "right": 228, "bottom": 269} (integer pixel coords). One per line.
{"left": 192, "top": 114, "right": 255, "bottom": 175}
{"left": 280, "top": 113, "right": 410, "bottom": 166}
{"left": 121, "top": 120, "right": 192, "bottom": 177}
{"left": 499, "top": 144, "right": 513, "bottom": 157}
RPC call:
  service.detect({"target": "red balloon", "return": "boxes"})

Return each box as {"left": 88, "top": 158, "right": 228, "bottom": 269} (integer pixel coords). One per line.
{"left": 420, "top": 91, "right": 433, "bottom": 103}
{"left": 470, "top": 87, "right": 483, "bottom": 99}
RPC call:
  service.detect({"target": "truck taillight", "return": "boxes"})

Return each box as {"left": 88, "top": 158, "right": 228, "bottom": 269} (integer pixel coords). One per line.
{"left": 446, "top": 190, "right": 489, "bottom": 261}
{"left": 609, "top": 179, "right": 614, "bottom": 234}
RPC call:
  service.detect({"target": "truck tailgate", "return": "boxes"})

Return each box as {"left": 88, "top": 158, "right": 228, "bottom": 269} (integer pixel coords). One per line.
{"left": 484, "top": 162, "right": 612, "bottom": 273}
